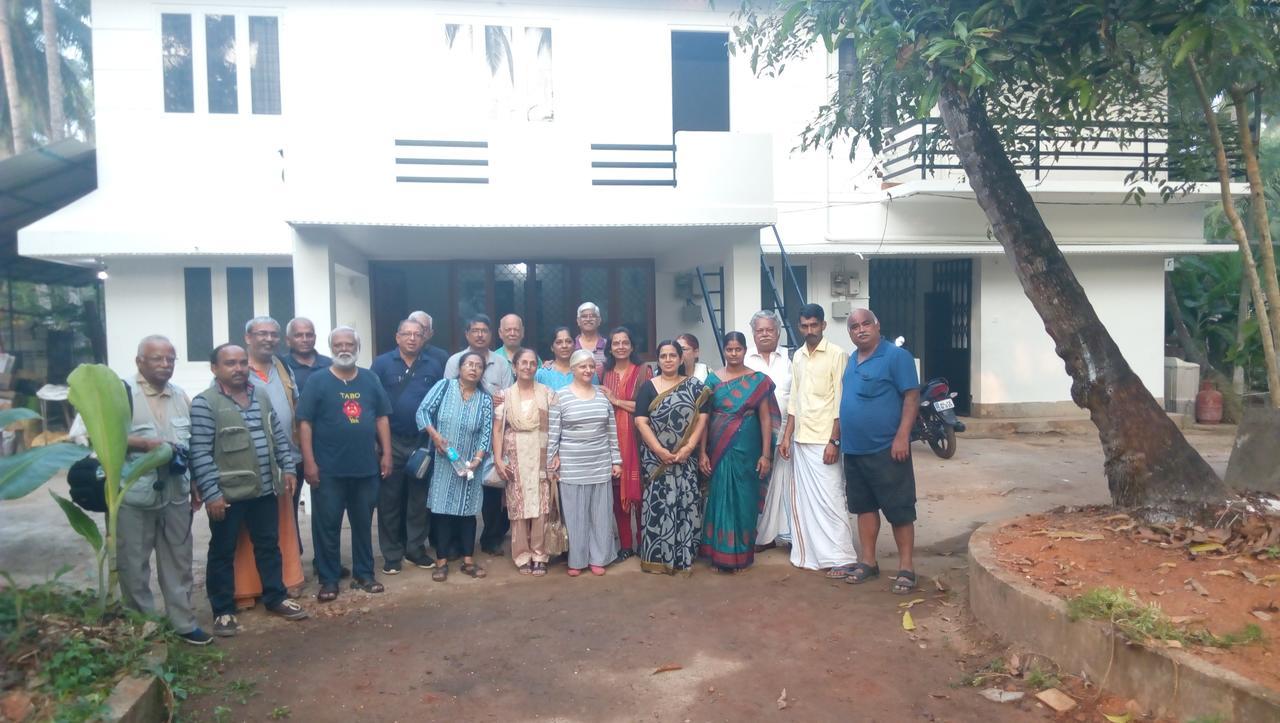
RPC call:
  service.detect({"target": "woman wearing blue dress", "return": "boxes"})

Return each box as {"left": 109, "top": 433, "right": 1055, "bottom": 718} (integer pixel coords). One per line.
{"left": 416, "top": 351, "right": 492, "bottom": 581}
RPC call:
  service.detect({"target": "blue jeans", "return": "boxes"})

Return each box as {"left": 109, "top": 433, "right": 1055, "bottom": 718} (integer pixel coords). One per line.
{"left": 312, "top": 475, "right": 379, "bottom": 586}
{"left": 207, "top": 493, "right": 284, "bottom": 616}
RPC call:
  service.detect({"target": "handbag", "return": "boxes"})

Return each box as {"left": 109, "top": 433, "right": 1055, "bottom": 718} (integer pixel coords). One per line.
{"left": 480, "top": 457, "right": 505, "bottom": 488}
{"left": 405, "top": 446, "right": 433, "bottom": 480}
{"left": 542, "top": 480, "right": 569, "bottom": 556}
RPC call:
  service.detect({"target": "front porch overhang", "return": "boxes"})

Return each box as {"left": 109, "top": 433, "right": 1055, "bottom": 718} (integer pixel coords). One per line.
{"left": 762, "top": 242, "right": 1237, "bottom": 257}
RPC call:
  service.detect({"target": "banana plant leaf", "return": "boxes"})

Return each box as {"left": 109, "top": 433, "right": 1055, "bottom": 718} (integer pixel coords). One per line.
{"left": 66, "top": 365, "right": 130, "bottom": 483}
{"left": 50, "top": 491, "right": 103, "bottom": 553}
{"left": 0, "top": 407, "right": 39, "bottom": 428}
{"left": 121, "top": 444, "right": 173, "bottom": 495}
{"left": 0, "top": 442, "right": 91, "bottom": 500}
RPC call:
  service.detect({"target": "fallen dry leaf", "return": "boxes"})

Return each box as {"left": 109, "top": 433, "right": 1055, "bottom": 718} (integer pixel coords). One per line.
{"left": 902, "top": 611, "right": 916, "bottom": 631}
{"left": 1101, "top": 513, "right": 1131, "bottom": 522}
{"left": 1103, "top": 712, "right": 1133, "bottom": 723}
{"left": 1205, "top": 570, "right": 1237, "bottom": 578}
{"left": 934, "top": 578, "right": 948, "bottom": 593}
{"left": 1185, "top": 578, "right": 1211, "bottom": 596}
{"left": 653, "top": 663, "right": 683, "bottom": 674}
{"left": 776, "top": 688, "right": 788, "bottom": 710}
{"left": 1252, "top": 610, "right": 1274, "bottom": 622}
{"left": 899, "top": 598, "right": 926, "bottom": 609}
{"left": 1168, "top": 615, "right": 1206, "bottom": 625}
{"left": 1164, "top": 639, "right": 1184, "bottom": 649}
{"left": 1156, "top": 562, "right": 1178, "bottom": 570}
{"left": 1189, "top": 542, "right": 1226, "bottom": 554}
{"left": 1242, "top": 570, "right": 1261, "bottom": 584}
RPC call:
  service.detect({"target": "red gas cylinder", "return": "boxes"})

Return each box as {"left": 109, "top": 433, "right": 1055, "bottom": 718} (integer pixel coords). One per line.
{"left": 1195, "top": 380, "right": 1224, "bottom": 424}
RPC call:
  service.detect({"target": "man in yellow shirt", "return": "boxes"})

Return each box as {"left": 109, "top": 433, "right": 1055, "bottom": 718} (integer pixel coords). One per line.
{"left": 779, "top": 304, "right": 859, "bottom": 574}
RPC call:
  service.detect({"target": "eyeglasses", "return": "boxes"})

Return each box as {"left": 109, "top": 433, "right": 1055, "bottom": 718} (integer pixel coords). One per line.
{"left": 578, "top": 313, "right": 599, "bottom": 319}
{"left": 142, "top": 355, "right": 176, "bottom": 364}
{"left": 397, "top": 332, "right": 424, "bottom": 339}
{"left": 249, "top": 330, "right": 280, "bottom": 339}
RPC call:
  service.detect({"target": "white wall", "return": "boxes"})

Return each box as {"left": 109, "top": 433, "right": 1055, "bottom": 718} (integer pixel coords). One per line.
{"left": 101, "top": 255, "right": 292, "bottom": 394}
{"left": 974, "top": 254, "right": 1166, "bottom": 409}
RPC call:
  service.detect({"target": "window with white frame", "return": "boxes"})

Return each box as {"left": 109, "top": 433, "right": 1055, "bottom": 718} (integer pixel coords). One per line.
{"left": 161, "top": 13, "right": 282, "bottom": 115}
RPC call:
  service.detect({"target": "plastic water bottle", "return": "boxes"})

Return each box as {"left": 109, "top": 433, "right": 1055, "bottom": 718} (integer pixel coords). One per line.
{"left": 446, "top": 447, "right": 473, "bottom": 480}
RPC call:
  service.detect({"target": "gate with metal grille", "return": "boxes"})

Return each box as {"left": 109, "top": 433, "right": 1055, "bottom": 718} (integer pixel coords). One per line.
{"left": 924, "top": 259, "right": 972, "bottom": 415}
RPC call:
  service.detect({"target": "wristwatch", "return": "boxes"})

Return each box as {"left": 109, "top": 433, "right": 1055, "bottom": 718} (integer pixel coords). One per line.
{"left": 828, "top": 438, "right": 840, "bottom": 446}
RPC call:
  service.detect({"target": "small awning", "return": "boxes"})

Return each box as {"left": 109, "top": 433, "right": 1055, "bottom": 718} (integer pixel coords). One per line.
{"left": 762, "top": 242, "right": 1237, "bottom": 257}
{"left": 0, "top": 139, "right": 98, "bottom": 284}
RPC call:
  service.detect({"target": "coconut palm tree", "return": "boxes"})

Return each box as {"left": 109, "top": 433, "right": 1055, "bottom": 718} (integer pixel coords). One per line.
{"left": 0, "top": 0, "right": 92, "bottom": 155}
{"left": 0, "top": 0, "right": 28, "bottom": 154}
{"left": 41, "top": 0, "right": 62, "bottom": 140}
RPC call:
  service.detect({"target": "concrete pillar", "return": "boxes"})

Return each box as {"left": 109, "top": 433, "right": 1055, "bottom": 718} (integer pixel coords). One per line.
{"left": 722, "top": 230, "right": 763, "bottom": 334}
{"left": 292, "top": 228, "right": 335, "bottom": 355}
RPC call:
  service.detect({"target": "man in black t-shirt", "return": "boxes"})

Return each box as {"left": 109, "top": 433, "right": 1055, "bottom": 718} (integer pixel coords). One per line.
{"left": 297, "top": 327, "right": 392, "bottom": 602}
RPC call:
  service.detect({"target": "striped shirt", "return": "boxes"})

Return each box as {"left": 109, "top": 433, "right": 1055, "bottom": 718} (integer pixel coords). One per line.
{"left": 189, "top": 381, "right": 295, "bottom": 503}
{"left": 547, "top": 387, "right": 620, "bottom": 486}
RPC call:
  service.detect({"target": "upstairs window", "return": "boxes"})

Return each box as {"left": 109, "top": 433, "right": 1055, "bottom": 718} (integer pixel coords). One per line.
{"left": 671, "top": 31, "right": 730, "bottom": 132}
{"left": 249, "top": 16, "right": 282, "bottom": 114}
{"left": 205, "top": 15, "right": 238, "bottom": 114}
{"left": 161, "top": 14, "right": 194, "bottom": 113}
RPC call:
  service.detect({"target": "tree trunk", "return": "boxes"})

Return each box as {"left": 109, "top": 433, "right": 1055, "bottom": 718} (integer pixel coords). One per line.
{"left": 1187, "top": 58, "right": 1280, "bottom": 407}
{"left": 1230, "top": 87, "right": 1279, "bottom": 355}
{"left": 1236, "top": 273, "right": 1249, "bottom": 397}
{"left": 41, "top": 0, "right": 63, "bottom": 141}
{"left": 0, "top": 0, "right": 28, "bottom": 154}
{"left": 936, "top": 84, "right": 1225, "bottom": 514}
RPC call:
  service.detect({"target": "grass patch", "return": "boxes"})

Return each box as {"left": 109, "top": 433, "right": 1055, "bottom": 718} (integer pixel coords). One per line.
{"left": 0, "top": 573, "right": 223, "bottom": 722}
{"left": 1023, "top": 665, "right": 1061, "bottom": 690}
{"left": 1068, "top": 587, "right": 1264, "bottom": 649}
{"left": 959, "top": 657, "right": 1010, "bottom": 687}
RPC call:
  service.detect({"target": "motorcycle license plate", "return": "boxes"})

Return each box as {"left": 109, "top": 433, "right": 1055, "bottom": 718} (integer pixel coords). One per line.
{"left": 933, "top": 399, "right": 955, "bottom": 411}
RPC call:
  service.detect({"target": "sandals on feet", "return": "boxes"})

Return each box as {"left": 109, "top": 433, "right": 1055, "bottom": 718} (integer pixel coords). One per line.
{"left": 844, "top": 562, "right": 881, "bottom": 584}
{"left": 824, "top": 564, "right": 857, "bottom": 579}
{"left": 531, "top": 562, "right": 547, "bottom": 577}
{"left": 567, "top": 568, "right": 582, "bottom": 577}
{"left": 317, "top": 585, "right": 339, "bottom": 602}
{"left": 589, "top": 565, "right": 606, "bottom": 576}
{"left": 460, "top": 562, "right": 487, "bottom": 579}
{"left": 432, "top": 563, "right": 449, "bottom": 582}
{"left": 350, "top": 578, "right": 385, "bottom": 593}
{"left": 892, "top": 570, "right": 917, "bottom": 594}
{"left": 517, "top": 563, "right": 532, "bottom": 575}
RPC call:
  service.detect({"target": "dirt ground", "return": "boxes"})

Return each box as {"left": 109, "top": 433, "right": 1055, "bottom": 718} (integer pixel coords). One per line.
{"left": 0, "top": 431, "right": 1238, "bottom": 721}
{"left": 993, "top": 508, "right": 1280, "bottom": 691}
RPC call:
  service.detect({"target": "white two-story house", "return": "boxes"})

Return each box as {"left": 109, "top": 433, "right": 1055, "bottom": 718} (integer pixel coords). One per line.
{"left": 18, "top": 0, "right": 1232, "bottom": 415}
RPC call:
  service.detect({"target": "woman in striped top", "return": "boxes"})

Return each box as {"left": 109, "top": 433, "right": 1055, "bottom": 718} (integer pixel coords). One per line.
{"left": 547, "top": 349, "right": 621, "bottom": 576}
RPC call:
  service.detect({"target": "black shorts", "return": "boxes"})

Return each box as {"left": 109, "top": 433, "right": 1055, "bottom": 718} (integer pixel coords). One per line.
{"left": 843, "top": 448, "right": 917, "bottom": 526}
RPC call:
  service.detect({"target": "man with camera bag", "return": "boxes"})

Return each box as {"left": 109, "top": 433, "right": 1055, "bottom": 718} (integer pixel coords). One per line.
{"left": 118, "top": 335, "right": 211, "bottom": 645}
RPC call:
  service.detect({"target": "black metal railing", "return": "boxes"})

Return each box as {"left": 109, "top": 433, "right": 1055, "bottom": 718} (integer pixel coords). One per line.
{"left": 590, "top": 143, "right": 676, "bottom": 186}
{"left": 764, "top": 225, "right": 806, "bottom": 352}
{"left": 880, "top": 118, "right": 1242, "bottom": 183}
{"left": 695, "top": 266, "right": 726, "bottom": 363}
{"left": 394, "top": 139, "right": 489, "bottom": 184}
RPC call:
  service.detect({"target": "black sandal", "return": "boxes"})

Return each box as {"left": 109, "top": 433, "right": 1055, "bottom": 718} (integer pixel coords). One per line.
{"left": 844, "top": 563, "right": 880, "bottom": 584}
{"left": 317, "top": 584, "right": 339, "bottom": 602}
{"left": 892, "top": 570, "right": 917, "bottom": 594}
{"left": 350, "top": 578, "right": 385, "bottom": 593}
{"left": 460, "top": 562, "right": 487, "bottom": 579}
{"left": 432, "top": 563, "right": 449, "bottom": 582}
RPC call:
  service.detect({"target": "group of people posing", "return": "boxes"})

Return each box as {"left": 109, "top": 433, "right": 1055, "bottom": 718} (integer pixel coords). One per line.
{"left": 112, "top": 300, "right": 922, "bottom": 645}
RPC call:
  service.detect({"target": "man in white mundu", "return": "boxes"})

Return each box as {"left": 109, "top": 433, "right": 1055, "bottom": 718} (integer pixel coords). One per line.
{"left": 745, "top": 310, "right": 793, "bottom": 549}
{"left": 778, "top": 304, "right": 859, "bottom": 574}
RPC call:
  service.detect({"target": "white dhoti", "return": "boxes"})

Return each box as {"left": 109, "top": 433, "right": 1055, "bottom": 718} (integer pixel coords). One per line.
{"left": 756, "top": 442, "right": 793, "bottom": 544}
{"left": 788, "top": 443, "right": 858, "bottom": 570}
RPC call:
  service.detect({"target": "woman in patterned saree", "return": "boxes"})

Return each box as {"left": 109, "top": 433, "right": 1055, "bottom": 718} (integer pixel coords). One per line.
{"left": 599, "top": 326, "right": 652, "bottom": 560}
{"left": 699, "top": 332, "right": 776, "bottom": 572}
{"left": 634, "top": 339, "right": 710, "bottom": 575}
{"left": 494, "top": 348, "right": 555, "bottom": 576}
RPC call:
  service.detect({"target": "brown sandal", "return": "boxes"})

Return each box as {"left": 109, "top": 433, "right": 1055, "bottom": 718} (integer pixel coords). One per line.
{"left": 460, "top": 562, "right": 487, "bottom": 579}
{"left": 432, "top": 563, "right": 449, "bottom": 582}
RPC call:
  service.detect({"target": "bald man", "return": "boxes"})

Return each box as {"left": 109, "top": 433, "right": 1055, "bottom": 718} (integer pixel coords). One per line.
{"left": 494, "top": 313, "right": 540, "bottom": 366}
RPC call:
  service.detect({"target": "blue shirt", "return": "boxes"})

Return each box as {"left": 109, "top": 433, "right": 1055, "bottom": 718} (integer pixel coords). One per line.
{"left": 839, "top": 341, "right": 919, "bottom": 455}
{"left": 279, "top": 352, "right": 331, "bottom": 394}
{"left": 296, "top": 368, "right": 392, "bottom": 478}
{"left": 370, "top": 349, "right": 445, "bottom": 438}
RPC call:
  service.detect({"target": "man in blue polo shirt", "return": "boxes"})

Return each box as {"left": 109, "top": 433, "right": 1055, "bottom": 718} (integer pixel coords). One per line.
{"left": 838, "top": 308, "right": 921, "bottom": 595}
{"left": 371, "top": 318, "right": 444, "bottom": 574}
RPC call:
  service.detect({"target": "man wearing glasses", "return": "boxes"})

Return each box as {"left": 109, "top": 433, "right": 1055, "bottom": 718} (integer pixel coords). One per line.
{"left": 371, "top": 318, "right": 445, "bottom": 573}
{"left": 574, "top": 302, "right": 607, "bottom": 368}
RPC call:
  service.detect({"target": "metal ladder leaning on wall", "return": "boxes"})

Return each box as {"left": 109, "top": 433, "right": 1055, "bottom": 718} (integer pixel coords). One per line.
{"left": 695, "top": 225, "right": 807, "bottom": 363}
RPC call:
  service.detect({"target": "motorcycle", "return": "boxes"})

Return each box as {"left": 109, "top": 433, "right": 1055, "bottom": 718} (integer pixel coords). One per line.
{"left": 913, "top": 377, "right": 965, "bottom": 459}
{"left": 893, "top": 336, "right": 965, "bottom": 459}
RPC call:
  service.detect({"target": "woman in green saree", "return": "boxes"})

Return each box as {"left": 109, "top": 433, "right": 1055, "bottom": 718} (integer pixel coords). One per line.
{"left": 699, "top": 332, "right": 776, "bottom": 572}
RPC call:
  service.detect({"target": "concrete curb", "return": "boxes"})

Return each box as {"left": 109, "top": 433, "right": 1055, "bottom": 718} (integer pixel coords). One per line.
{"left": 969, "top": 520, "right": 1280, "bottom": 721}
{"left": 103, "top": 647, "right": 166, "bottom": 722}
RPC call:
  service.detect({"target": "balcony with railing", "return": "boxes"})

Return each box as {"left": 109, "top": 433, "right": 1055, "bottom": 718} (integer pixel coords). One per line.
{"left": 879, "top": 117, "right": 1242, "bottom": 191}
{"left": 284, "top": 127, "right": 773, "bottom": 229}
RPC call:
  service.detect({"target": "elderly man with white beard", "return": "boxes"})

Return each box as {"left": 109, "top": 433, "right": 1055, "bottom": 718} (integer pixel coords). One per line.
{"left": 296, "top": 327, "right": 393, "bottom": 602}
